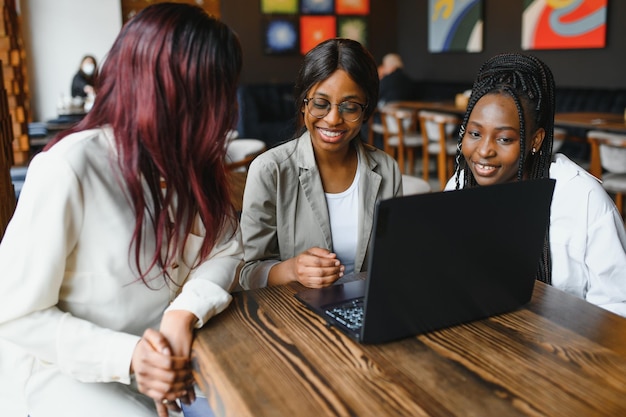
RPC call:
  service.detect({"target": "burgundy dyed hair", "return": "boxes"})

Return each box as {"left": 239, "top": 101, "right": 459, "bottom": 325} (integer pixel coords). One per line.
{"left": 47, "top": 3, "right": 242, "bottom": 285}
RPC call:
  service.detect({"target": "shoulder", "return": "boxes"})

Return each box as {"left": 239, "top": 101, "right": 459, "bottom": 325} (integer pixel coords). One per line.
{"left": 249, "top": 137, "right": 299, "bottom": 172}
{"left": 358, "top": 141, "right": 397, "bottom": 169}
{"left": 357, "top": 141, "right": 401, "bottom": 189}
{"left": 550, "top": 154, "right": 602, "bottom": 190}
{"left": 38, "top": 128, "right": 113, "bottom": 173}
{"left": 550, "top": 153, "right": 617, "bottom": 217}
{"left": 20, "top": 128, "right": 115, "bottom": 204}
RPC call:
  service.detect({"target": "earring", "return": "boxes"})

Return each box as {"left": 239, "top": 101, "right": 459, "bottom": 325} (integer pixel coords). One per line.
{"left": 531, "top": 147, "right": 537, "bottom": 155}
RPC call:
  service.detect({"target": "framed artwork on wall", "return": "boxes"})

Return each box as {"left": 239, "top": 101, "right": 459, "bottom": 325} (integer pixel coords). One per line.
{"left": 300, "top": 15, "right": 336, "bottom": 54}
{"left": 301, "top": 0, "right": 334, "bottom": 14}
{"left": 338, "top": 16, "right": 368, "bottom": 48}
{"left": 427, "top": 0, "right": 483, "bottom": 53}
{"left": 260, "top": 0, "right": 369, "bottom": 55}
{"left": 261, "top": 0, "right": 298, "bottom": 14}
{"left": 336, "top": 0, "right": 369, "bottom": 15}
{"left": 522, "top": 0, "right": 607, "bottom": 50}
{"left": 263, "top": 16, "right": 299, "bottom": 54}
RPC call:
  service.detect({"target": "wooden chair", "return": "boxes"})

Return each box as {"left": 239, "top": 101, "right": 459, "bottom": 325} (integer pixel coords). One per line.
{"left": 379, "top": 105, "right": 423, "bottom": 175}
{"left": 587, "top": 130, "right": 626, "bottom": 216}
{"left": 366, "top": 107, "right": 385, "bottom": 146}
{"left": 417, "top": 110, "right": 460, "bottom": 190}
{"left": 226, "top": 138, "right": 266, "bottom": 171}
{"left": 552, "top": 127, "right": 567, "bottom": 153}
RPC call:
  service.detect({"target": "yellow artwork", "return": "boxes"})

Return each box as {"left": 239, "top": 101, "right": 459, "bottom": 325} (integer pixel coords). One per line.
{"left": 261, "top": 0, "right": 298, "bottom": 14}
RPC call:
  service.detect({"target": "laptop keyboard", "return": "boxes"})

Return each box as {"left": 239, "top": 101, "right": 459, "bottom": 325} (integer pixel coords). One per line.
{"left": 325, "top": 298, "right": 364, "bottom": 331}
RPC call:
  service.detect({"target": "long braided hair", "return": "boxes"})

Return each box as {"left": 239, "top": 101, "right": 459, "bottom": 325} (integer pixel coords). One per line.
{"left": 453, "top": 53, "right": 556, "bottom": 284}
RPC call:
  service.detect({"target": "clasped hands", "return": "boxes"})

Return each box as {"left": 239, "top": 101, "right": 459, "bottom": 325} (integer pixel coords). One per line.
{"left": 131, "top": 310, "right": 198, "bottom": 417}
{"left": 271, "top": 247, "right": 345, "bottom": 288}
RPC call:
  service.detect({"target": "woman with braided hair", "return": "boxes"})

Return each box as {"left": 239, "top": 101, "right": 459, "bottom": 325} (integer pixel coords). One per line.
{"left": 445, "top": 52, "right": 626, "bottom": 317}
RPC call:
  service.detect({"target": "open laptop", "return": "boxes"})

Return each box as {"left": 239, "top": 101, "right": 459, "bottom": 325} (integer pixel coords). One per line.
{"left": 295, "top": 178, "right": 555, "bottom": 344}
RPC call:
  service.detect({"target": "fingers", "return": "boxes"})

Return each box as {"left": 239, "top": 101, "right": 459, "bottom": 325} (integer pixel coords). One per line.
{"left": 132, "top": 330, "right": 194, "bottom": 403}
{"left": 305, "top": 247, "right": 337, "bottom": 258}
{"left": 156, "top": 399, "right": 181, "bottom": 417}
{"left": 294, "top": 248, "right": 345, "bottom": 288}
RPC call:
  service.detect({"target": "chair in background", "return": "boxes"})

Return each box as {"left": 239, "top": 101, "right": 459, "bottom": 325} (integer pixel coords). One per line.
{"left": 366, "top": 107, "right": 385, "bottom": 147}
{"left": 553, "top": 127, "right": 567, "bottom": 153}
{"left": 226, "top": 138, "right": 266, "bottom": 171}
{"left": 418, "top": 110, "right": 460, "bottom": 190}
{"left": 380, "top": 105, "right": 423, "bottom": 175}
{"left": 586, "top": 130, "right": 626, "bottom": 217}
{"left": 401, "top": 174, "right": 431, "bottom": 195}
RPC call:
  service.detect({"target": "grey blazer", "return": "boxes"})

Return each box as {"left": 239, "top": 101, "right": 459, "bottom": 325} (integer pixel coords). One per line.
{"left": 239, "top": 132, "right": 402, "bottom": 289}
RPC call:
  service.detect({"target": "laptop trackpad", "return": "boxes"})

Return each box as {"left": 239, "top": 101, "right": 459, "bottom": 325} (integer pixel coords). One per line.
{"left": 295, "top": 280, "right": 366, "bottom": 310}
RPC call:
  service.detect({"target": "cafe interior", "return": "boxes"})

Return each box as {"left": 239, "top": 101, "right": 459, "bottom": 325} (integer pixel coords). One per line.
{"left": 1, "top": 1, "right": 626, "bottom": 416}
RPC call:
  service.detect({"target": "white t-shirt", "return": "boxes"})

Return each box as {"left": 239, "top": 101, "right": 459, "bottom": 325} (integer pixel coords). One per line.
{"left": 325, "top": 163, "right": 361, "bottom": 274}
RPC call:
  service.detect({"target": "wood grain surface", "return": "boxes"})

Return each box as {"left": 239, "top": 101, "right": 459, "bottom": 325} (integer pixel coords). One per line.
{"left": 192, "top": 281, "right": 626, "bottom": 417}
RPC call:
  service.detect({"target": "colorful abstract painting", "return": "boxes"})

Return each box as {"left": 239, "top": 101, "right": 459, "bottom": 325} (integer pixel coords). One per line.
{"left": 338, "top": 16, "right": 368, "bottom": 47}
{"left": 301, "top": 0, "right": 334, "bottom": 14}
{"left": 300, "top": 15, "right": 337, "bottom": 54}
{"left": 428, "top": 0, "right": 483, "bottom": 53}
{"left": 522, "top": 0, "right": 607, "bottom": 50}
{"left": 263, "top": 16, "right": 299, "bottom": 55}
{"left": 336, "top": 0, "right": 369, "bottom": 15}
{"left": 261, "top": 0, "right": 298, "bottom": 14}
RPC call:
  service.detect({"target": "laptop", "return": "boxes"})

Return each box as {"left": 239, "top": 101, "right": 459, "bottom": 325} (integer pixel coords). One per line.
{"left": 295, "top": 178, "right": 555, "bottom": 344}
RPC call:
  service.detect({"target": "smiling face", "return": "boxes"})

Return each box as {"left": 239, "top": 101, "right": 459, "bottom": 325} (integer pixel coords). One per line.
{"left": 461, "top": 93, "right": 544, "bottom": 186}
{"left": 302, "top": 69, "right": 367, "bottom": 155}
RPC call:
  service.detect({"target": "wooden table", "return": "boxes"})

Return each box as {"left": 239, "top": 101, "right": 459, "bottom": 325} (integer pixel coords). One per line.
{"left": 191, "top": 280, "right": 626, "bottom": 417}
{"left": 555, "top": 112, "right": 626, "bottom": 134}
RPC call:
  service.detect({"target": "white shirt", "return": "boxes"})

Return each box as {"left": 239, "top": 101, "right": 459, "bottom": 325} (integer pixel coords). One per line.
{"left": 445, "top": 154, "right": 626, "bottom": 317}
{"left": 0, "top": 127, "right": 243, "bottom": 414}
{"left": 326, "top": 162, "right": 361, "bottom": 274}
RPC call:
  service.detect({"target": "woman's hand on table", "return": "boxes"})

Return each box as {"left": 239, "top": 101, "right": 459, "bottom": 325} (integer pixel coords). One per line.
{"left": 270, "top": 247, "right": 345, "bottom": 288}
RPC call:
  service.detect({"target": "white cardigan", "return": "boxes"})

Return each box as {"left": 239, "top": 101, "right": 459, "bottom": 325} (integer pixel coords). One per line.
{"left": 0, "top": 127, "right": 243, "bottom": 415}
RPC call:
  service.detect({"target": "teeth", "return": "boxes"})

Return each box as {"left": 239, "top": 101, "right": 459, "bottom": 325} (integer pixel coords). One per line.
{"left": 320, "top": 129, "right": 341, "bottom": 137}
{"left": 476, "top": 163, "right": 495, "bottom": 171}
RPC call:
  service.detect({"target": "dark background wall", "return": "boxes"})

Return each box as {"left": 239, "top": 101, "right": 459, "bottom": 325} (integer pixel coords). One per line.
{"left": 222, "top": 0, "right": 626, "bottom": 89}
{"left": 221, "top": 0, "right": 397, "bottom": 84}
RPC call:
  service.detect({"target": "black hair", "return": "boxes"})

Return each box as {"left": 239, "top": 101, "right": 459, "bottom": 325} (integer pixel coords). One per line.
{"left": 453, "top": 53, "right": 556, "bottom": 284}
{"left": 293, "top": 38, "right": 379, "bottom": 137}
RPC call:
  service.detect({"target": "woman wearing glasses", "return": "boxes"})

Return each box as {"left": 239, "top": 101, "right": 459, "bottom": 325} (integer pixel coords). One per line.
{"left": 239, "top": 38, "right": 402, "bottom": 289}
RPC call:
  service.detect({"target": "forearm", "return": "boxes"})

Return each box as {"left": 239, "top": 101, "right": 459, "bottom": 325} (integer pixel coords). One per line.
{"left": 267, "top": 258, "right": 297, "bottom": 286}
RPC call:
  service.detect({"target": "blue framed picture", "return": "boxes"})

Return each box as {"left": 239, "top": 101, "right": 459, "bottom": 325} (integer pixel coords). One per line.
{"left": 428, "top": 0, "right": 483, "bottom": 53}
{"left": 300, "top": 0, "right": 334, "bottom": 14}
{"left": 263, "top": 16, "right": 299, "bottom": 55}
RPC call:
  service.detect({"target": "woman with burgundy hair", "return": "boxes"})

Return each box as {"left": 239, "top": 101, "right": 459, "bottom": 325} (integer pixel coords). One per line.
{"left": 0, "top": 3, "right": 243, "bottom": 416}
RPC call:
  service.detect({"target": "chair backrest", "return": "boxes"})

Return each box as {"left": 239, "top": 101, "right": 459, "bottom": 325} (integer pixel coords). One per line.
{"left": 380, "top": 105, "right": 417, "bottom": 135}
{"left": 587, "top": 130, "right": 626, "bottom": 176}
{"left": 226, "top": 138, "right": 266, "bottom": 171}
{"left": 401, "top": 174, "right": 431, "bottom": 195}
{"left": 552, "top": 127, "right": 567, "bottom": 153}
{"left": 418, "top": 110, "right": 459, "bottom": 143}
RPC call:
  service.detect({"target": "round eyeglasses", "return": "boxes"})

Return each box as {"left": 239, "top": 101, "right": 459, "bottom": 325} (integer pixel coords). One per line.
{"left": 303, "top": 97, "right": 367, "bottom": 123}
